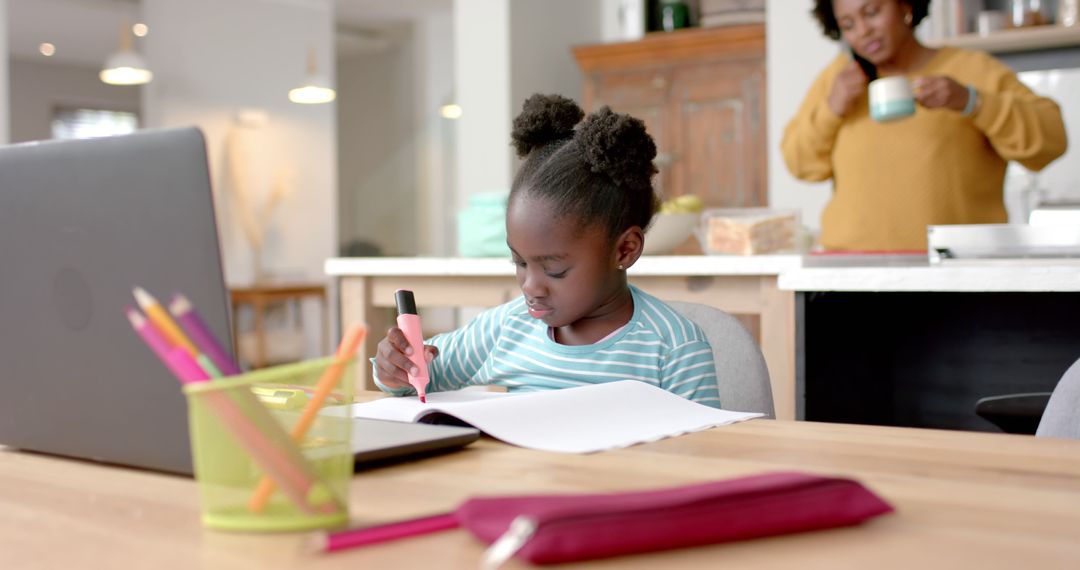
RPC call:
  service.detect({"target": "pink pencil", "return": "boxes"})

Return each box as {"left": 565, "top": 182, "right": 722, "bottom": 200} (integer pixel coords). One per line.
{"left": 314, "top": 512, "right": 459, "bottom": 553}
{"left": 168, "top": 294, "right": 242, "bottom": 376}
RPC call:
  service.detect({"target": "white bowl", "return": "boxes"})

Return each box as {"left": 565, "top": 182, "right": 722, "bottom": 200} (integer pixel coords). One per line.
{"left": 643, "top": 212, "right": 699, "bottom": 255}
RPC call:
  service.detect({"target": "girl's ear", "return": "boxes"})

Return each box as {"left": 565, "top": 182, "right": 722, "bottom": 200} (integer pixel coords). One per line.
{"left": 614, "top": 226, "right": 644, "bottom": 270}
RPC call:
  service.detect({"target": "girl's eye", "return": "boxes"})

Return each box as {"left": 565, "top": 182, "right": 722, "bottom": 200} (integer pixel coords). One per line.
{"left": 510, "top": 259, "right": 525, "bottom": 268}
{"left": 546, "top": 269, "right": 568, "bottom": 279}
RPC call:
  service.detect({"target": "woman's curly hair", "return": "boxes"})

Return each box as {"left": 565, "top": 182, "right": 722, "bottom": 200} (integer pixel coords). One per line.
{"left": 811, "top": 0, "right": 930, "bottom": 40}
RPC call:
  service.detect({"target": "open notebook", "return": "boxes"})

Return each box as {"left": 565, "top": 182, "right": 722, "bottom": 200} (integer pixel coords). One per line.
{"left": 348, "top": 381, "right": 762, "bottom": 454}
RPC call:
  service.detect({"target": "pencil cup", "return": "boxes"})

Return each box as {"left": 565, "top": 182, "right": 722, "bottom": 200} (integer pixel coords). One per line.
{"left": 182, "top": 356, "right": 355, "bottom": 532}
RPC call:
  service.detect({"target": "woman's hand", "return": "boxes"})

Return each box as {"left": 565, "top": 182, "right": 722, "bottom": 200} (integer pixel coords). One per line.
{"left": 912, "top": 76, "right": 969, "bottom": 112}
{"left": 827, "top": 61, "right": 869, "bottom": 117}
{"left": 374, "top": 326, "right": 438, "bottom": 390}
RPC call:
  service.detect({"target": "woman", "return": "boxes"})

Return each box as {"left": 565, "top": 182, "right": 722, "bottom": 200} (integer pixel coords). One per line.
{"left": 782, "top": 0, "right": 1067, "bottom": 251}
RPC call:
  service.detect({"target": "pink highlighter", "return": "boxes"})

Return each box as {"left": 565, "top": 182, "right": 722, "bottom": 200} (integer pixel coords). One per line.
{"left": 395, "top": 289, "right": 430, "bottom": 403}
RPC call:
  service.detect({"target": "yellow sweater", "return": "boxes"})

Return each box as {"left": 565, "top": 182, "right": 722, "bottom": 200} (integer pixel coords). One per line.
{"left": 781, "top": 47, "right": 1067, "bottom": 250}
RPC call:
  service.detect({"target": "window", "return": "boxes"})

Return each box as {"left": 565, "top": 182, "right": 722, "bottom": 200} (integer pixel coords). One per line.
{"left": 51, "top": 108, "right": 139, "bottom": 140}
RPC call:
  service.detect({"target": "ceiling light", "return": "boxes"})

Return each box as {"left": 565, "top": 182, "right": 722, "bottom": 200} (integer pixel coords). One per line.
{"left": 439, "top": 103, "right": 463, "bottom": 120}
{"left": 289, "top": 47, "right": 335, "bottom": 104}
{"left": 39, "top": 43, "right": 56, "bottom": 57}
{"left": 100, "top": 20, "right": 152, "bottom": 86}
{"left": 132, "top": 23, "right": 149, "bottom": 37}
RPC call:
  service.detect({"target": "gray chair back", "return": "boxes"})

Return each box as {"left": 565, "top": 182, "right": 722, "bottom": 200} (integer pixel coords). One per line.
{"left": 667, "top": 301, "right": 775, "bottom": 417}
{"left": 1036, "top": 357, "right": 1080, "bottom": 439}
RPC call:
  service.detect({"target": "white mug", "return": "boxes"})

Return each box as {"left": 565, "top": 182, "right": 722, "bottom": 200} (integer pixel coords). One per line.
{"left": 868, "top": 76, "right": 916, "bottom": 123}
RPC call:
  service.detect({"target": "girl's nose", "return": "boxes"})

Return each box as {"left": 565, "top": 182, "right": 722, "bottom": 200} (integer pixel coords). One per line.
{"left": 520, "top": 271, "right": 547, "bottom": 300}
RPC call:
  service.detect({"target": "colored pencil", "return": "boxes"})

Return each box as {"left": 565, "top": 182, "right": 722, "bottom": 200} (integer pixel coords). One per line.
{"left": 313, "top": 512, "right": 459, "bottom": 553}
{"left": 133, "top": 287, "right": 199, "bottom": 358}
{"left": 169, "top": 293, "right": 242, "bottom": 376}
{"left": 249, "top": 323, "right": 367, "bottom": 512}
{"left": 126, "top": 306, "right": 174, "bottom": 363}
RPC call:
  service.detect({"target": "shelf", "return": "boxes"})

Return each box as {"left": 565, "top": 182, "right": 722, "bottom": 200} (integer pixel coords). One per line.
{"left": 930, "top": 25, "right": 1080, "bottom": 53}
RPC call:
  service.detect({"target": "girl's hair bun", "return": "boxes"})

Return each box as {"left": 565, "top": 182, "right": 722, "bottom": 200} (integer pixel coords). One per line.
{"left": 511, "top": 94, "right": 584, "bottom": 158}
{"left": 576, "top": 106, "right": 657, "bottom": 189}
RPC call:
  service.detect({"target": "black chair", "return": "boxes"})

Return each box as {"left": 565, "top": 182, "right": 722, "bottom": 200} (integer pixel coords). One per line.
{"left": 975, "top": 357, "right": 1080, "bottom": 438}
{"left": 974, "top": 392, "right": 1051, "bottom": 434}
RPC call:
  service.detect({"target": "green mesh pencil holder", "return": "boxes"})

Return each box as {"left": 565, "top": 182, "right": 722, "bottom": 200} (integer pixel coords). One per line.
{"left": 182, "top": 356, "right": 355, "bottom": 532}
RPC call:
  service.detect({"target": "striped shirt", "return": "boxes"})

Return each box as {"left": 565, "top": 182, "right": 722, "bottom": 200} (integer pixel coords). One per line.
{"left": 374, "top": 285, "right": 721, "bottom": 408}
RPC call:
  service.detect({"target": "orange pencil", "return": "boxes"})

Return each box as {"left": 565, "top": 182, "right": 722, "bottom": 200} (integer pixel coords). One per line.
{"left": 248, "top": 323, "right": 367, "bottom": 512}
{"left": 133, "top": 286, "right": 199, "bottom": 358}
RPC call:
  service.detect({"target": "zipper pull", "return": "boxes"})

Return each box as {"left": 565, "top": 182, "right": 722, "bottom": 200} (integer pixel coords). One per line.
{"left": 480, "top": 516, "right": 537, "bottom": 570}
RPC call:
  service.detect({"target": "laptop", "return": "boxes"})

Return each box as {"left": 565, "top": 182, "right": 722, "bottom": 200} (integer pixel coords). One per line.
{"left": 351, "top": 419, "right": 479, "bottom": 468}
{"left": 0, "top": 127, "right": 477, "bottom": 474}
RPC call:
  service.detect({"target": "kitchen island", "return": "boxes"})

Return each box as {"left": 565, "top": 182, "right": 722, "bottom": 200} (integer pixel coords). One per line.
{"left": 779, "top": 260, "right": 1080, "bottom": 431}
{"left": 326, "top": 255, "right": 802, "bottom": 419}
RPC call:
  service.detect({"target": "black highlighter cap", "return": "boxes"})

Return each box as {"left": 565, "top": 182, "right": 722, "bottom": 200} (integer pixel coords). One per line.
{"left": 395, "top": 289, "right": 418, "bottom": 315}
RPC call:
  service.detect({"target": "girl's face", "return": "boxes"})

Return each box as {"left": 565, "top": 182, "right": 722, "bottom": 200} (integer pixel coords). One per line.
{"left": 833, "top": 0, "right": 911, "bottom": 65}
{"left": 506, "top": 194, "right": 638, "bottom": 343}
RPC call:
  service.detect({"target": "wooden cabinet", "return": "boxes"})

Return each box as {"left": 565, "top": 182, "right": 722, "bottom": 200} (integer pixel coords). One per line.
{"left": 573, "top": 25, "right": 766, "bottom": 208}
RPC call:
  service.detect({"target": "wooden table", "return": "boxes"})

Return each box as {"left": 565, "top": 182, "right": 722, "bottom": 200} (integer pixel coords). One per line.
{"left": 3, "top": 418, "right": 1079, "bottom": 569}
{"left": 325, "top": 256, "right": 801, "bottom": 419}
{"left": 229, "top": 283, "right": 328, "bottom": 369}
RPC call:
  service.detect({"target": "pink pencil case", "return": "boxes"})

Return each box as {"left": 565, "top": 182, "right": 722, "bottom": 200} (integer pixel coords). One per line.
{"left": 456, "top": 471, "right": 894, "bottom": 566}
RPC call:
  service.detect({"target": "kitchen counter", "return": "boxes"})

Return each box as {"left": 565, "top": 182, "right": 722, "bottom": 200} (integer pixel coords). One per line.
{"left": 780, "top": 260, "right": 1080, "bottom": 292}
{"left": 326, "top": 254, "right": 803, "bottom": 277}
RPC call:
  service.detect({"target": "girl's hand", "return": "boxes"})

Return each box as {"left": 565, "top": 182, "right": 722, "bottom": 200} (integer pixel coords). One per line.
{"left": 374, "top": 326, "right": 438, "bottom": 390}
{"left": 827, "top": 61, "right": 869, "bottom": 117}
{"left": 912, "top": 76, "right": 969, "bottom": 112}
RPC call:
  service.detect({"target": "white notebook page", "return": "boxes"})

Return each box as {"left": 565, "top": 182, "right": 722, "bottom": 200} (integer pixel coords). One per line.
{"left": 348, "top": 381, "right": 762, "bottom": 453}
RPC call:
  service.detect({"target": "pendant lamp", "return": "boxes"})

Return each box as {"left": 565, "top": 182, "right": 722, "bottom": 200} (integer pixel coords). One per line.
{"left": 289, "top": 47, "right": 335, "bottom": 104}
{"left": 100, "top": 20, "right": 152, "bottom": 86}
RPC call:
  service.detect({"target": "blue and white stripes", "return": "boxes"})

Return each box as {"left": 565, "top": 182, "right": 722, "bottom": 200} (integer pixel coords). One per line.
{"left": 375, "top": 285, "right": 721, "bottom": 408}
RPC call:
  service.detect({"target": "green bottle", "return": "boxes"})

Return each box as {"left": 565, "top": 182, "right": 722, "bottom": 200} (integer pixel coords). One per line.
{"left": 660, "top": 0, "right": 689, "bottom": 31}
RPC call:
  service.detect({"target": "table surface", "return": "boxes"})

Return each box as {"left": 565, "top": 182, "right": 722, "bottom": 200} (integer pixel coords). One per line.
{"left": 3, "top": 414, "right": 1079, "bottom": 569}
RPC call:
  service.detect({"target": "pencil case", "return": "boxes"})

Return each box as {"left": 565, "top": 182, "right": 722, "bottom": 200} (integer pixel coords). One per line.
{"left": 456, "top": 471, "right": 893, "bottom": 566}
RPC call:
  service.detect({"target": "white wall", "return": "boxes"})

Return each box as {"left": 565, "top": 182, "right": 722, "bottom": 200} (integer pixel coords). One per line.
{"left": 335, "top": 9, "right": 456, "bottom": 258}
{"left": 337, "top": 35, "right": 418, "bottom": 257}
{"left": 7, "top": 58, "right": 140, "bottom": 143}
{"left": 766, "top": 3, "right": 836, "bottom": 233}
{"left": 414, "top": 9, "right": 457, "bottom": 255}
{"left": 509, "top": 0, "right": 605, "bottom": 117}
{"left": 453, "top": 0, "right": 512, "bottom": 214}
{"left": 141, "top": 0, "right": 336, "bottom": 289}
{"left": 451, "top": 0, "right": 608, "bottom": 242}
{"left": 0, "top": 0, "right": 8, "bottom": 144}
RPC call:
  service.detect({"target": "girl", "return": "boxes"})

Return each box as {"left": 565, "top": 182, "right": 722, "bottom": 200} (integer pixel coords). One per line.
{"left": 374, "top": 94, "right": 721, "bottom": 408}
